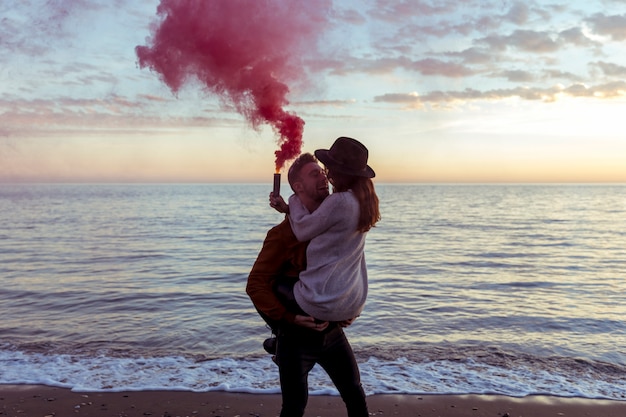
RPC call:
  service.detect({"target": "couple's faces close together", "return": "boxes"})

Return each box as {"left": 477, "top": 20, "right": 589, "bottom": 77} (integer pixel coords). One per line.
{"left": 298, "top": 162, "right": 330, "bottom": 203}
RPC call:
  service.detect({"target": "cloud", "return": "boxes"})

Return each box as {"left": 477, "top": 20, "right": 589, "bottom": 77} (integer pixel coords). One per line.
{"left": 367, "top": 0, "right": 454, "bottom": 22}
{"left": 0, "top": 0, "right": 97, "bottom": 56}
{"left": 295, "top": 99, "right": 357, "bottom": 107}
{"left": 543, "top": 69, "right": 584, "bottom": 83}
{"left": 316, "top": 56, "right": 477, "bottom": 78}
{"left": 475, "top": 26, "right": 602, "bottom": 56}
{"left": 504, "top": 2, "right": 530, "bottom": 25}
{"left": 495, "top": 70, "right": 536, "bottom": 82}
{"left": 388, "top": 19, "right": 480, "bottom": 41}
{"left": 0, "top": 94, "right": 238, "bottom": 137}
{"left": 444, "top": 47, "right": 493, "bottom": 65}
{"left": 399, "top": 58, "right": 471, "bottom": 77}
{"left": 533, "top": 3, "right": 569, "bottom": 21}
{"left": 333, "top": 7, "right": 367, "bottom": 25}
{"left": 373, "top": 81, "right": 626, "bottom": 108}
{"left": 315, "top": 1, "right": 617, "bottom": 90}
{"left": 491, "top": 68, "right": 586, "bottom": 84}
{"left": 590, "top": 80, "right": 626, "bottom": 97}
{"left": 591, "top": 61, "right": 626, "bottom": 77}
{"left": 478, "top": 29, "right": 561, "bottom": 53}
{"left": 558, "top": 27, "right": 599, "bottom": 48}
{"left": 585, "top": 13, "right": 626, "bottom": 41}
{"left": 138, "top": 94, "right": 171, "bottom": 103}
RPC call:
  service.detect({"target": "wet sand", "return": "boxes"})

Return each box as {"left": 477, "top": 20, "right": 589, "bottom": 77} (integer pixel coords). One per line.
{"left": 1, "top": 384, "right": 625, "bottom": 417}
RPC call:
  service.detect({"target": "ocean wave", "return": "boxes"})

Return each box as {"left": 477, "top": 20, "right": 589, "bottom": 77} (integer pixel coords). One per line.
{"left": 1, "top": 346, "right": 624, "bottom": 400}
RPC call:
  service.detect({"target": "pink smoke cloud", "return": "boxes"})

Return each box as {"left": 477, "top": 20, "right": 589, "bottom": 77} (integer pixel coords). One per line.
{"left": 135, "top": 0, "right": 331, "bottom": 171}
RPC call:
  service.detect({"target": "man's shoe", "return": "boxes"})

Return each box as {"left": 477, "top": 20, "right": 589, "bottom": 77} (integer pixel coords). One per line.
{"left": 263, "top": 337, "right": 277, "bottom": 354}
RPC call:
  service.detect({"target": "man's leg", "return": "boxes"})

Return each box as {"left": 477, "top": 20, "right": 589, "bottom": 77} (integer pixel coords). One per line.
{"left": 276, "top": 328, "right": 318, "bottom": 417}
{"left": 318, "top": 326, "right": 369, "bottom": 417}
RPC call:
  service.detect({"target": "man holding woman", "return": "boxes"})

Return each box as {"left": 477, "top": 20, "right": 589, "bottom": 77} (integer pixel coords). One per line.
{"left": 246, "top": 137, "right": 380, "bottom": 417}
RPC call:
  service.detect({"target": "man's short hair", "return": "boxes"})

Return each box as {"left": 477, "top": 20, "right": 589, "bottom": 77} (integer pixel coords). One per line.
{"left": 287, "top": 153, "right": 317, "bottom": 191}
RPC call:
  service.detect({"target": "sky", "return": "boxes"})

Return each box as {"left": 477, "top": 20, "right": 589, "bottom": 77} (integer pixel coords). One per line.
{"left": 1, "top": 0, "right": 626, "bottom": 183}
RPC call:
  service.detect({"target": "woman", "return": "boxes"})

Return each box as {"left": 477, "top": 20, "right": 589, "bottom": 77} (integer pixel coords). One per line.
{"left": 286, "top": 136, "right": 380, "bottom": 322}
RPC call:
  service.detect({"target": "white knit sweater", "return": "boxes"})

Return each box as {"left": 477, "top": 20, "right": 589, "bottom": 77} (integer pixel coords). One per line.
{"left": 288, "top": 191, "right": 368, "bottom": 321}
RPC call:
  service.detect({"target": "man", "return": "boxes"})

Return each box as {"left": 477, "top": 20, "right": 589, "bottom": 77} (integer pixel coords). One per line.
{"left": 246, "top": 153, "right": 369, "bottom": 417}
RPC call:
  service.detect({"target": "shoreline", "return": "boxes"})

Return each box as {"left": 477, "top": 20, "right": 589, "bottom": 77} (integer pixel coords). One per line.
{"left": 1, "top": 385, "right": 625, "bottom": 417}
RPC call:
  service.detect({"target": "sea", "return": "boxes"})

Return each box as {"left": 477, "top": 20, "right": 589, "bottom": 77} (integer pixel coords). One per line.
{"left": 1, "top": 183, "right": 625, "bottom": 400}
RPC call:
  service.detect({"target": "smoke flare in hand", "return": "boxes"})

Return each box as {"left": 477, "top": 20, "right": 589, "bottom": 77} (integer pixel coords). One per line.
{"left": 136, "top": 0, "right": 330, "bottom": 171}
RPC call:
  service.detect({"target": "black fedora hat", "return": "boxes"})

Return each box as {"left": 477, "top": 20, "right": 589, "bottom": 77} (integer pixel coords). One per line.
{"left": 315, "top": 137, "right": 375, "bottom": 178}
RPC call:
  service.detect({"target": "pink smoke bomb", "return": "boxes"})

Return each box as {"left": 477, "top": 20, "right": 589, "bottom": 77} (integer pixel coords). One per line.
{"left": 273, "top": 173, "right": 280, "bottom": 197}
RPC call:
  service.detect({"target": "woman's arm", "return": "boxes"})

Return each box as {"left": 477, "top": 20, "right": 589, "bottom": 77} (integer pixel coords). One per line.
{"left": 288, "top": 193, "right": 341, "bottom": 241}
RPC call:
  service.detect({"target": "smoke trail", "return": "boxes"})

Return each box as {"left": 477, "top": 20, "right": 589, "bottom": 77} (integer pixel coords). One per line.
{"left": 135, "top": 0, "right": 331, "bottom": 171}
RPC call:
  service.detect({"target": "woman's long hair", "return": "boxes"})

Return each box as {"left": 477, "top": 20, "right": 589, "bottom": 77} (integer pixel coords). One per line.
{"left": 329, "top": 170, "right": 381, "bottom": 232}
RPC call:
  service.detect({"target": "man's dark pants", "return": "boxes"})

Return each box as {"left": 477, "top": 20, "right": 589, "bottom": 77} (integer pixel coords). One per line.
{"left": 276, "top": 323, "right": 368, "bottom": 417}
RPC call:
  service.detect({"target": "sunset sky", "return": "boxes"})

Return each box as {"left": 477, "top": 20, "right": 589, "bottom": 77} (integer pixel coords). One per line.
{"left": 1, "top": 0, "right": 625, "bottom": 183}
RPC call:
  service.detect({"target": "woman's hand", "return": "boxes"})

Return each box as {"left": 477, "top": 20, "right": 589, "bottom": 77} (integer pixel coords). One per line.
{"left": 338, "top": 317, "right": 358, "bottom": 327}
{"left": 293, "top": 315, "right": 329, "bottom": 331}
{"left": 269, "top": 192, "right": 289, "bottom": 214}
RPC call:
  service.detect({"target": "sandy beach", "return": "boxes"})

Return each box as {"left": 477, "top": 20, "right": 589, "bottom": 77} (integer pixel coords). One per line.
{"left": 1, "top": 385, "right": 625, "bottom": 417}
